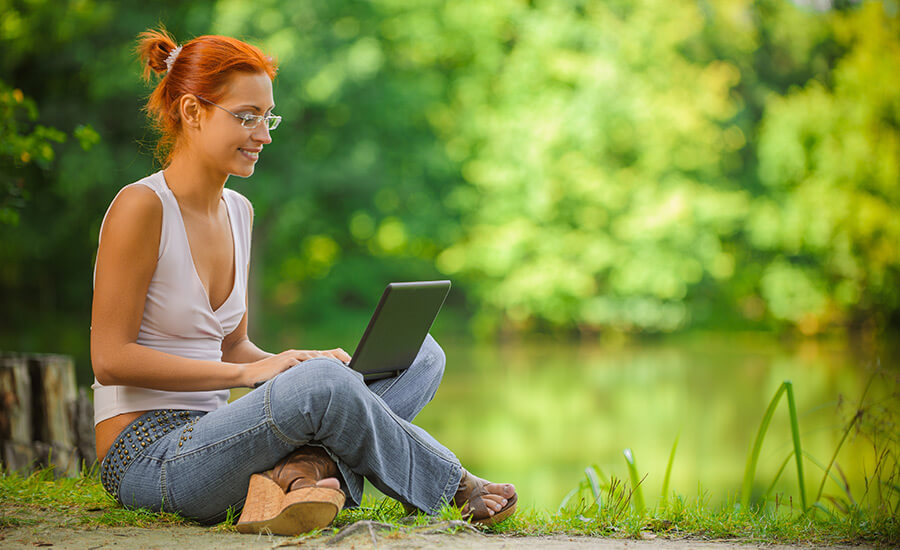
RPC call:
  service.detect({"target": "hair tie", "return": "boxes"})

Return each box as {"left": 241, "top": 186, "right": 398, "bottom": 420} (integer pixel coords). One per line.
{"left": 164, "top": 45, "right": 182, "bottom": 73}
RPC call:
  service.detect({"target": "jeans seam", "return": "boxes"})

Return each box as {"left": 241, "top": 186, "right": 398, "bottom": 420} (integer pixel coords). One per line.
{"left": 264, "top": 379, "right": 306, "bottom": 446}
{"left": 160, "top": 461, "right": 169, "bottom": 513}
{"left": 432, "top": 462, "right": 462, "bottom": 515}
{"left": 369, "top": 391, "right": 460, "bottom": 512}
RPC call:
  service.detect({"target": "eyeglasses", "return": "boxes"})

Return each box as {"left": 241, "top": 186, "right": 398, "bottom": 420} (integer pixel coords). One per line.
{"left": 196, "top": 95, "right": 282, "bottom": 130}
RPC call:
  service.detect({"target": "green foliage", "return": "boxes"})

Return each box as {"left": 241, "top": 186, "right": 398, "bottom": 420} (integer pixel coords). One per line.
{"left": 752, "top": 2, "right": 900, "bottom": 332}
{"left": 0, "top": 81, "right": 67, "bottom": 226}
{"left": 1, "top": 0, "right": 899, "bottom": 368}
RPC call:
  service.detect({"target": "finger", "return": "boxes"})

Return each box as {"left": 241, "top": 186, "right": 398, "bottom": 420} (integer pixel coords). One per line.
{"left": 324, "top": 349, "right": 348, "bottom": 362}
{"left": 334, "top": 348, "right": 352, "bottom": 362}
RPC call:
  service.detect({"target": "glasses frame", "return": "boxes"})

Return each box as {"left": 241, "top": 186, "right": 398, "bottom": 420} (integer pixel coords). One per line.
{"left": 196, "top": 95, "right": 282, "bottom": 130}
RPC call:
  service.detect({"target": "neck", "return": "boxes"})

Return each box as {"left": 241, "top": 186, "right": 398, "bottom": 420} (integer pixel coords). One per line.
{"left": 162, "top": 149, "right": 228, "bottom": 216}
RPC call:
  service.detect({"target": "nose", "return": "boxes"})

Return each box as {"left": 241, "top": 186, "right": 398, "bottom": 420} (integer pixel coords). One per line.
{"left": 252, "top": 122, "right": 273, "bottom": 144}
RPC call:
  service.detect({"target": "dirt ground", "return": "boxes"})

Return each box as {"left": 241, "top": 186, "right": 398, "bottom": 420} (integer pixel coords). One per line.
{"left": 0, "top": 520, "right": 877, "bottom": 550}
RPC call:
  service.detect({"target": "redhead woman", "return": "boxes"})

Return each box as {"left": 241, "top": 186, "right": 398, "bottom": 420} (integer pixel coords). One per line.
{"left": 90, "top": 28, "right": 518, "bottom": 535}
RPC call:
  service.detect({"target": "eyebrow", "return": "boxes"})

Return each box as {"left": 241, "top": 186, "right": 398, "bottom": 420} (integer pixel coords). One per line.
{"left": 233, "top": 104, "right": 275, "bottom": 113}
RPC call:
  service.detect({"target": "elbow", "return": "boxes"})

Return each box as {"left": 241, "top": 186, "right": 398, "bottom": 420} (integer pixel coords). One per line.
{"left": 91, "top": 349, "right": 118, "bottom": 386}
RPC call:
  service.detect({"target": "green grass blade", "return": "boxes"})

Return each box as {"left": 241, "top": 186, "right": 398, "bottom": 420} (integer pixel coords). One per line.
{"left": 585, "top": 466, "right": 602, "bottom": 504}
{"left": 660, "top": 433, "right": 680, "bottom": 511}
{"left": 813, "top": 372, "right": 874, "bottom": 506}
{"left": 802, "top": 451, "right": 847, "bottom": 500}
{"left": 741, "top": 382, "right": 787, "bottom": 509}
{"left": 764, "top": 451, "right": 794, "bottom": 502}
{"left": 811, "top": 502, "right": 835, "bottom": 518}
{"left": 784, "top": 381, "right": 807, "bottom": 511}
{"left": 623, "top": 448, "right": 645, "bottom": 514}
{"left": 558, "top": 487, "right": 579, "bottom": 512}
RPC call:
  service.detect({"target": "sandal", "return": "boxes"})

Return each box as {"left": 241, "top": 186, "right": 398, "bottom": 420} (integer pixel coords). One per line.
{"left": 454, "top": 469, "right": 518, "bottom": 526}
{"left": 236, "top": 446, "right": 345, "bottom": 535}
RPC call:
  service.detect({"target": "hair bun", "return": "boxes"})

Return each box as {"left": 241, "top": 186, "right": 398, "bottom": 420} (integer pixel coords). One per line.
{"left": 135, "top": 27, "right": 179, "bottom": 81}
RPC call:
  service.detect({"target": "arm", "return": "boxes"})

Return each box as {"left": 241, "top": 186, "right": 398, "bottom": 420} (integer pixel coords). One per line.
{"left": 221, "top": 309, "right": 272, "bottom": 364}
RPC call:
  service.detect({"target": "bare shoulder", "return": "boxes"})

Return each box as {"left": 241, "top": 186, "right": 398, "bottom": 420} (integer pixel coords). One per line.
{"left": 108, "top": 184, "right": 161, "bottom": 218}
{"left": 98, "top": 184, "right": 163, "bottom": 259}
{"left": 103, "top": 185, "right": 162, "bottom": 236}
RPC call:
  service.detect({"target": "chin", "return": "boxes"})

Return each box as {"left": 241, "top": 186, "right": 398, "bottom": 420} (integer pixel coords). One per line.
{"left": 230, "top": 164, "right": 256, "bottom": 178}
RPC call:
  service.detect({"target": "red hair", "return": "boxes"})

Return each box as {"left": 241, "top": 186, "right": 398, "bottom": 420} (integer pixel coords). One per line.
{"left": 135, "top": 26, "right": 279, "bottom": 166}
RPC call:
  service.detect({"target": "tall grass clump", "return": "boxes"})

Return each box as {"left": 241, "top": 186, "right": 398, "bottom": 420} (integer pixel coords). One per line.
{"left": 557, "top": 364, "right": 899, "bottom": 545}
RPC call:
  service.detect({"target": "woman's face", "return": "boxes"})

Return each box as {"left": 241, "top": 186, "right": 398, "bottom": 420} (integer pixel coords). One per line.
{"left": 194, "top": 71, "right": 275, "bottom": 178}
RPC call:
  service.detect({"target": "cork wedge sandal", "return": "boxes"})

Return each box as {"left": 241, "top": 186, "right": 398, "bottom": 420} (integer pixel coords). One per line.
{"left": 236, "top": 446, "right": 345, "bottom": 536}
{"left": 235, "top": 474, "right": 344, "bottom": 535}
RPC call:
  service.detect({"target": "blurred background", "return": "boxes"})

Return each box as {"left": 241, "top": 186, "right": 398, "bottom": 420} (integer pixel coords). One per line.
{"left": 1, "top": 0, "right": 898, "bottom": 511}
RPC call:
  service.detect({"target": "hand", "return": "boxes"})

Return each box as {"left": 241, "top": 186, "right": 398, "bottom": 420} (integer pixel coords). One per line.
{"left": 243, "top": 348, "right": 352, "bottom": 388}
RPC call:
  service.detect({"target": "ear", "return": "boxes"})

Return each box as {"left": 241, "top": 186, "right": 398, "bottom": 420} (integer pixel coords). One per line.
{"left": 178, "top": 94, "right": 204, "bottom": 129}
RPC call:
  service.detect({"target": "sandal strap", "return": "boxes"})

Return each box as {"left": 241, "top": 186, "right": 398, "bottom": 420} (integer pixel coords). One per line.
{"left": 455, "top": 470, "right": 492, "bottom": 520}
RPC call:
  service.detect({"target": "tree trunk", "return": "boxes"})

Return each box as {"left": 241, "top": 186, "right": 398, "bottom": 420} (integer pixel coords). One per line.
{"left": 0, "top": 353, "right": 95, "bottom": 476}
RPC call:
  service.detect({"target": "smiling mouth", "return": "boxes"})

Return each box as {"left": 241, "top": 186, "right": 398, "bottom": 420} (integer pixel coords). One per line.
{"left": 239, "top": 148, "right": 260, "bottom": 160}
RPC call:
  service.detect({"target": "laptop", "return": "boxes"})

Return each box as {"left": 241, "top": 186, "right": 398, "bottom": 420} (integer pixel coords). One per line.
{"left": 347, "top": 280, "right": 451, "bottom": 381}
{"left": 255, "top": 281, "right": 450, "bottom": 388}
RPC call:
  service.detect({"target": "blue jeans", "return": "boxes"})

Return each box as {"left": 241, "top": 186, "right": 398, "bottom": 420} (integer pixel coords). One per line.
{"left": 104, "top": 334, "right": 462, "bottom": 524}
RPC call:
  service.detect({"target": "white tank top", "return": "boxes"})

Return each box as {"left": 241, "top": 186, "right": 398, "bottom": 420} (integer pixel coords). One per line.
{"left": 91, "top": 170, "right": 252, "bottom": 425}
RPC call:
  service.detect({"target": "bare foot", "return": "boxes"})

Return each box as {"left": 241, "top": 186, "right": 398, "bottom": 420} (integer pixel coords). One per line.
{"left": 453, "top": 469, "right": 517, "bottom": 524}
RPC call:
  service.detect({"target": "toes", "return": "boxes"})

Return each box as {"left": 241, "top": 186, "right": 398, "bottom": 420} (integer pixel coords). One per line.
{"left": 482, "top": 494, "right": 508, "bottom": 512}
{"left": 485, "top": 482, "right": 516, "bottom": 499}
{"left": 315, "top": 476, "right": 341, "bottom": 490}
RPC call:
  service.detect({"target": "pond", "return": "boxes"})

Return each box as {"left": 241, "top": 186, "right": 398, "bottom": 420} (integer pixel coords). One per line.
{"left": 396, "top": 333, "right": 899, "bottom": 512}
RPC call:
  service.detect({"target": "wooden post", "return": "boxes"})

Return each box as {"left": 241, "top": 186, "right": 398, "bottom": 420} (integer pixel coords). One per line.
{"left": 73, "top": 386, "right": 97, "bottom": 468}
{"left": 0, "top": 352, "right": 95, "bottom": 476}
{"left": 0, "top": 354, "right": 35, "bottom": 471}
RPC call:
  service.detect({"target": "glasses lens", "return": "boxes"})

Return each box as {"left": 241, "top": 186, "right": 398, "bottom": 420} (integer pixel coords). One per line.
{"left": 241, "top": 116, "right": 260, "bottom": 129}
{"left": 267, "top": 116, "right": 282, "bottom": 130}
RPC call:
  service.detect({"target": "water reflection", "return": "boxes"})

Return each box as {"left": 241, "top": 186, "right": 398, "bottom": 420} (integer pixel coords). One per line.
{"left": 412, "top": 334, "right": 897, "bottom": 511}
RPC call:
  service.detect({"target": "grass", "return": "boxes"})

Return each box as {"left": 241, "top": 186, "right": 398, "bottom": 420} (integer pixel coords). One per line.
{"left": 2, "top": 367, "right": 898, "bottom": 546}
{"left": 2, "top": 464, "right": 897, "bottom": 545}
{"left": 551, "top": 364, "right": 900, "bottom": 546}
{"left": 0, "top": 462, "right": 191, "bottom": 529}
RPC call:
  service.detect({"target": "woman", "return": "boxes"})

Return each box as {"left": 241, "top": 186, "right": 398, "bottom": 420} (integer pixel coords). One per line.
{"left": 90, "top": 27, "right": 517, "bottom": 535}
